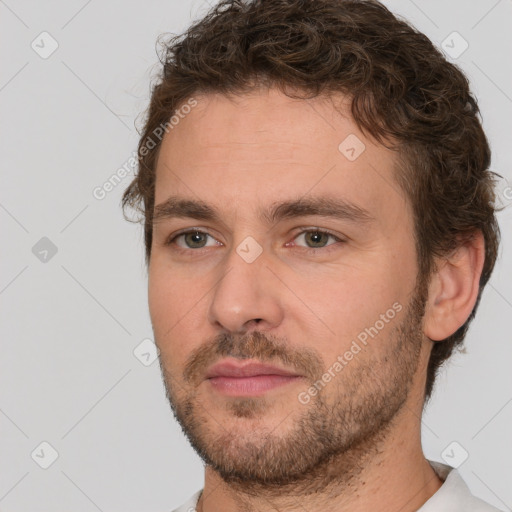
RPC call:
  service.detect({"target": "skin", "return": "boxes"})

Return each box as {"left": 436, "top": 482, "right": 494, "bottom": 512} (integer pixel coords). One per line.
{"left": 148, "top": 87, "right": 485, "bottom": 512}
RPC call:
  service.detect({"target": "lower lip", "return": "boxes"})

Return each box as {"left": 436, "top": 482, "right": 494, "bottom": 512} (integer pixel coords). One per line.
{"left": 207, "top": 375, "right": 301, "bottom": 396}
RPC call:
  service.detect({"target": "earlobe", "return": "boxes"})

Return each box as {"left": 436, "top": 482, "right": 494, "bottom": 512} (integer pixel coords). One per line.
{"left": 423, "top": 231, "right": 485, "bottom": 341}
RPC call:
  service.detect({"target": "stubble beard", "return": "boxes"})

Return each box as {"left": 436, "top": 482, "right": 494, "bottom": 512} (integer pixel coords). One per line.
{"left": 157, "top": 282, "right": 427, "bottom": 497}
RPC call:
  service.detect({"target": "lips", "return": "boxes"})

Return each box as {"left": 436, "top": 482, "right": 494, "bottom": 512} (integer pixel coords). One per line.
{"left": 205, "top": 359, "right": 301, "bottom": 379}
{"left": 204, "top": 359, "right": 304, "bottom": 396}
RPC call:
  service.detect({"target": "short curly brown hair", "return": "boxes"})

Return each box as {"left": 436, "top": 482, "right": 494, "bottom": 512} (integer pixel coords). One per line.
{"left": 122, "top": 0, "right": 501, "bottom": 402}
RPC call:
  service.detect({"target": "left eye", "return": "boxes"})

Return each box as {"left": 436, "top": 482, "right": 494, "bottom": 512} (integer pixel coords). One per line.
{"left": 291, "top": 230, "right": 341, "bottom": 249}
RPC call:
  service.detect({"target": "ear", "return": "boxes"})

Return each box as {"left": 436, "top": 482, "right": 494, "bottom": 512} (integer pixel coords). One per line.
{"left": 423, "top": 231, "right": 486, "bottom": 341}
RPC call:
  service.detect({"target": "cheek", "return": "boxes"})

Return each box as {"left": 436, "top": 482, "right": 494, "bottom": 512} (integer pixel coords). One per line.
{"left": 148, "top": 256, "right": 190, "bottom": 323}
{"left": 148, "top": 268, "right": 168, "bottom": 331}
{"left": 148, "top": 262, "right": 214, "bottom": 369}
{"left": 288, "top": 257, "right": 412, "bottom": 357}
{"left": 148, "top": 267, "right": 188, "bottom": 359}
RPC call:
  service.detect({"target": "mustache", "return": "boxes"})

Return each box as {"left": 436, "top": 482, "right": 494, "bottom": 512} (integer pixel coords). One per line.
{"left": 182, "top": 331, "right": 325, "bottom": 385}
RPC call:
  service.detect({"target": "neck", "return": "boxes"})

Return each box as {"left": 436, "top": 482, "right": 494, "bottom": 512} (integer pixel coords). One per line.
{"left": 196, "top": 397, "right": 443, "bottom": 512}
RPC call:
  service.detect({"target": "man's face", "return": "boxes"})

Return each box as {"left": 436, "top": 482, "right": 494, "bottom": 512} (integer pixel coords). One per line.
{"left": 148, "top": 88, "right": 429, "bottom": 489}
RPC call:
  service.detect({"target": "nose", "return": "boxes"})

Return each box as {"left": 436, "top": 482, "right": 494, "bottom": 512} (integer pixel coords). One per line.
{"left": 207, "top": 241, "right": 284, "bottom": 334}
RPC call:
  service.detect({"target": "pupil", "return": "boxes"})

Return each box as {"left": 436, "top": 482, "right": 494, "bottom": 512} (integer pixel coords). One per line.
{"left": 187, "top": 232, "right": 206, "bottom": 248}
{"left": 308, "top": 231, "right": 326, "bottom": 247}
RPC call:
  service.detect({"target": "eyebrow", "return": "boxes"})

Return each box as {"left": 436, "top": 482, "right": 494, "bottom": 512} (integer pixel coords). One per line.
{"left": 152, "top": 195, "right": 375, "bottom": 227}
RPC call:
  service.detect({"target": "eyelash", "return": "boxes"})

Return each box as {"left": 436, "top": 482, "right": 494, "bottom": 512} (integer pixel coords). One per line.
{"left": 164, "top": 228, "right": 345, "bottom": 255}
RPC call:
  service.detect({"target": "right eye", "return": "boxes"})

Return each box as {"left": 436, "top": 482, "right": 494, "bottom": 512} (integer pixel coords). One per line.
{"left": 165, "top": 229, "right": 222, "bottom": 250}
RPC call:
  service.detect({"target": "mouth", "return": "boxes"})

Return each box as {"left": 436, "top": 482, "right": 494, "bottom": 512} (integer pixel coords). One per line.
{"left": 205, "top": 359, "right": 303, "bottom": 396}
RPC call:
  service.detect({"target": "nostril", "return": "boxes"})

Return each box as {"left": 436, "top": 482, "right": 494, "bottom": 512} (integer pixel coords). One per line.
{"left": 245, "top": 318, "right": 263, "bottom": 329}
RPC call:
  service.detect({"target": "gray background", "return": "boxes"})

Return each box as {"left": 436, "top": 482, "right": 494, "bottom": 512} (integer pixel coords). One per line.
{"left": 1, "top": 1, "right": 511, "bottom": 511}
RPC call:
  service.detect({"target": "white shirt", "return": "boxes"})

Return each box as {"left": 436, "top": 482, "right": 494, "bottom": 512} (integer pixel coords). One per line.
{"left": 171, "top": 460, "right": 503, "bottom": 512}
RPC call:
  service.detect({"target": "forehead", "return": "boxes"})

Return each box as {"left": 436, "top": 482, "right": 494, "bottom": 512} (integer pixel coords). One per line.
{"left": 153, "top": 88, "right": 406, "bottom": 225}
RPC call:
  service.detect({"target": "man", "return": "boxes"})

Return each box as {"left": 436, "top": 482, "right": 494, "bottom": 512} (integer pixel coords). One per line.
{"left": 122, "top": 0, "right": 502, "bottom": 510}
